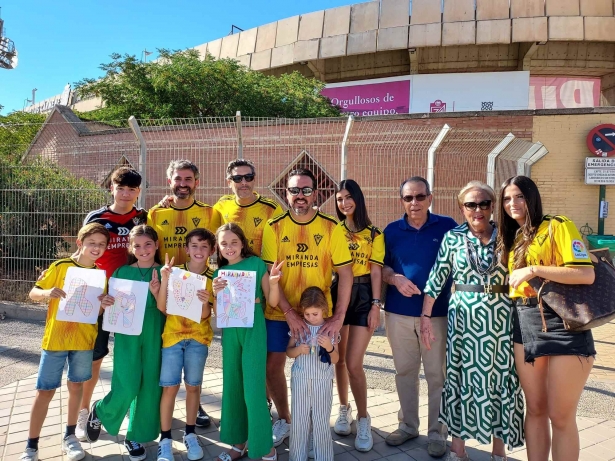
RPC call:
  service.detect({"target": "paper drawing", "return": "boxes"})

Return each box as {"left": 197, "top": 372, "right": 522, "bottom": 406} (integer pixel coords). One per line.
{"left": 56, "top": 267, "right": 106, "bottom": 325}
{"left": 103, "top": 277, "right": 149, "bottom": 335}
{"left": 216, "top": 270, "right": 256, "bottom": 328}
{"left": 166, "top": 267, "right": 207, "bottom": 323}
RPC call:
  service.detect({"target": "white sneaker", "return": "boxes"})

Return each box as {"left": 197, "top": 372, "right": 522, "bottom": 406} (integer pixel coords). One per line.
{"left": 62, "top": 435, "right": 86, "bottom": 461}
{"left": 333, "top": 405, "right": 353, "bottom": 435}
{"left": 75, "top": 408, "right": 89, "bottom": 441}
{"left": 355, "top": 415, "right": 373, "bottom": 452}
{"left": 19, "top": 448, "right": 38, "bottom": 461}
{"left": 157, "top": 438, "right": 173, "bottom": 461}
{"left": 445, "top": 452, "right": 470, "bottom": 461}
{"left": 183, "top": 433, "right": 204, "bottom": 460}
{"left": 272, "top": 418, "right": 291, "bottom": 447}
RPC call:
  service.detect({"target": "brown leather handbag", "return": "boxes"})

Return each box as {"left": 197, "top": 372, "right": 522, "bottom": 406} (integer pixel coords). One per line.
{"left": 527, "top": 220, "right": 615, "bottom": 332}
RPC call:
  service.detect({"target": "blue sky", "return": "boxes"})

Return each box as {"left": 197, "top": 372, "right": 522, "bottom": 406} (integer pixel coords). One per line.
{"left": 0, "top": 0, "right": 352, "bottom": 115}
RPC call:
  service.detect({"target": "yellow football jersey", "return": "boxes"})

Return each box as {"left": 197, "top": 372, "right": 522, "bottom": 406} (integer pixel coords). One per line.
{"left": 339, "top": 222, "right": 385, "bottom": 277}
{"left": 148, "top": 200, "right": 222, "bottom": 265}
{"left": 509, "top": 215, "right": 592, "bottom": 298}
{"left": 213, "top": 193, "right": 284, "bottom": 254}
{"left": 162, "top": 263, "right": 214, "bottom": 348}
{"left": 261, "top": 211, "right": 353, "bottom": 320}
{"left": 34, "top": 258, "right": 100, "bottom": 351}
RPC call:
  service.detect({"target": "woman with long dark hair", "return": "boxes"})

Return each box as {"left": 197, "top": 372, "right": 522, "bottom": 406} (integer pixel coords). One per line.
{"left": 497, "top": 175, "right": 595, "bottom": 461}
{"left": 331, "top": 179, "right": 384, "bottom": 453}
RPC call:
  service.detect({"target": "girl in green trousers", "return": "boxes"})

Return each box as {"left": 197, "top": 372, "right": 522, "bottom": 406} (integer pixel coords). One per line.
{"left": 212, "top": 223, "right": 283, "bottom": 461}
{"left": 85, "top": 225, "right": 165, "bottom": 461}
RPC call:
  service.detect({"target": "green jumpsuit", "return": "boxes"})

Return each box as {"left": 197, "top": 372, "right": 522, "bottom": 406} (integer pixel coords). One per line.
{"left": 95, "top": 265, "right": 165, "bottom": 443}
{"left": 214, "top": 256, "right": 273, "bottom": 458}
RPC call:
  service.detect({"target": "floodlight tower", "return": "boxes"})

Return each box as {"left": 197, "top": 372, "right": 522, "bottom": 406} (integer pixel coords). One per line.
{"left": 0, "top": 10, "right": 18, "bottom": 70}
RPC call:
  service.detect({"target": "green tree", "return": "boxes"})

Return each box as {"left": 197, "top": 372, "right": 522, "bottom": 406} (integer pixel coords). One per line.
{"left": 0, "top": 112, "right": 46, "bottom": 163}
{"left": 75, "top": 49, "right": 341, "bottom": 119}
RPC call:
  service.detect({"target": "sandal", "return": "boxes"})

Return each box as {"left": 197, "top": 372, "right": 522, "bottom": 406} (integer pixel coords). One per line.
{"left": 262, "top": 449, "right": 277, "bottom": 461}
{"left": 217, "top": 444, "right": 247, "bottom": 461}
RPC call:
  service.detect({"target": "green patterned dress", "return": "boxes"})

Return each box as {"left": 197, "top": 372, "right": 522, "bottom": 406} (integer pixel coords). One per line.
{"left": 424, "top": 223, "right": 524, "bottom": 449}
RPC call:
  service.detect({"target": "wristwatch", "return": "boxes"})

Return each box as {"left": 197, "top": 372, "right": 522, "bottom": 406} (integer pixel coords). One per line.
{"left": 371, "top": 298, "right": 383, "bottom": 309}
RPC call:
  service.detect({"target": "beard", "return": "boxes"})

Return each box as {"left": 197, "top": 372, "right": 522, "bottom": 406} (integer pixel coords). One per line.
{"left": 291, "top": 198, "right": 311, "bottom": 215}
{"left": 173, "top": 185, "right": 194, "bottom": 199}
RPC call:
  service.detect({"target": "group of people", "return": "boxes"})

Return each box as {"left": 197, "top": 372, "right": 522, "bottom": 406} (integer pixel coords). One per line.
{"left": 20, "top": 157, "right": 596, "bottom": 461}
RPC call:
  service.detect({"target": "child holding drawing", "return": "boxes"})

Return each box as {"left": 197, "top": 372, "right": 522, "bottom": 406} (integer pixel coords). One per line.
{"left": 211, "top": 223, "right": 283, "bottom": 461}
{"left": 156, "top": 228, "right": 216, "bottom": 461}
{"left": 85, "top": 225, "right": 165, "bottom": 461}
{"left": 21, "top": 223, "right": 113, "bottom": 461}
{"left": 286, "top": 287, "right": 339, "bottom": 461}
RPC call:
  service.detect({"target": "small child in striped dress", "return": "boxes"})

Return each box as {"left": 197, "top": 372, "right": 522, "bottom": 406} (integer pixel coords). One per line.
{"left": 286, "top": 287, "right": 339, "bottom": 461}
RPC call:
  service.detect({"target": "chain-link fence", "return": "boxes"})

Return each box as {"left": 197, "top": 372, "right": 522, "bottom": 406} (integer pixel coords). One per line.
{"left": 1, "top": 111, "right": 515, "bottom": 302}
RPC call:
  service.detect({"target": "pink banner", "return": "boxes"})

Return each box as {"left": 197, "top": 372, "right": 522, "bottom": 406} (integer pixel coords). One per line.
{"left": 321, "top": 80, "right": 410, "bottom": 116}
{"left": 529, "top": 76, "right": 601, "bottom": 109}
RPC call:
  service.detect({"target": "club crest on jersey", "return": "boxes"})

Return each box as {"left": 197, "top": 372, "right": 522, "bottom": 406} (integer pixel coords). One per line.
{"left": 314, "top": 234, "right": 323, "bottom": 246}
{"left": 192, "top": 217, "right": 201, "bottom": 227}
{"left": 254, "top": 217, "right": 263, "bottom": 227}
{"left": 537, "top": 234, "right": 547, "bottom": 246}
{"left": 132, "top": 217, "right": 141, "bottom": 225}
{"left": 571, "top": 239, "right": 588, "bottom": 259}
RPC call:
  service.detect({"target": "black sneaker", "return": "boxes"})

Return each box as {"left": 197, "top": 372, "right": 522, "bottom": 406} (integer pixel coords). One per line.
{"left": 123, "top": 440, "right": 146, "bottom": 461}
{"left": 195, "top": 405, "right": 211, "bottom": 428}
{"left": 85, "top": 400, "right": 102, "bottom": 442}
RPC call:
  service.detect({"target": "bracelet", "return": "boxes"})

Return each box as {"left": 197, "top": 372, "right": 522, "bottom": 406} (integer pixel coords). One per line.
{"left": 282, "top": 307, "right": 293, "bottom": 316}
{"left": 371, "top": 298, "right": 381, "bottom": 304}
{"left": 422, "top": 314, "right": 431, "bottom": 318}
{"left": 325, "top": 346, "right": 335, "bottom": 353}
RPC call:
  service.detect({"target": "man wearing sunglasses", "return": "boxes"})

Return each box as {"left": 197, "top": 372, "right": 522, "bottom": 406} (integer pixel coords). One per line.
{"left": 381, "top": 176, "right": 457, "bottom": 457}
{"left": 213, "top": 159, "right": 284, "bottom": 254}
{"left": 261, "top": 168, "right": 353, "bottom": 448}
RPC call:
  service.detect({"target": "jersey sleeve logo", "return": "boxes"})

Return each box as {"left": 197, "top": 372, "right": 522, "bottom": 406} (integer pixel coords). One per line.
{"left": 192, "top": 217, "right": 201, "bottom": 227}
{"left": 175, "top": 227, "right": 187, "bottom": 235}
{"left": 281, "top": 236, "right": 290, "bottom": 243}
{"left": 314, "top": 234, "right": 323, "bottom": 246}
{"left": 572, "top": 239, "right": 589, "bottom": 259}
{"left": 297, "top": 243, "right": 309, "bottom": 252}
{"left": 253, "top": 217, "right": 263, "bottom": 227}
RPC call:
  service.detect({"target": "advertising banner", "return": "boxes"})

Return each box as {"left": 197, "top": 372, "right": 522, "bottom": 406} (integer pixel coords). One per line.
{"left": 529, "top": 76, "right": 601, "bottom": 109}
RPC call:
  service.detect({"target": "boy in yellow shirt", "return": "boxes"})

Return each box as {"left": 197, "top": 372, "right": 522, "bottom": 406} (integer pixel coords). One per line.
{"left": 21, "top": 223, "right": 114, "bottom": 461}
{"left": 156, "top": 228, "right": 215, "bottom": 461}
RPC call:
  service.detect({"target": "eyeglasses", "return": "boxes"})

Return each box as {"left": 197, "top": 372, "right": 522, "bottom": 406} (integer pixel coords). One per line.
{"left": 463, "top": 200, "right": 492, "bottom": 211}
{"left": 228, "top": 173, "right": 255, "bottom": 183}
{"left": 287, "top": 187, "right": 314, "bottom": 196}
{"left": 402, "top": 194, "right": 429, "bottom": 203}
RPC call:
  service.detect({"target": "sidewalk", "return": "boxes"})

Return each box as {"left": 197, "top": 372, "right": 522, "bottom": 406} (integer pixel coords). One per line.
{"left": 1, "top": 321, "right": 614, "bottom": 461}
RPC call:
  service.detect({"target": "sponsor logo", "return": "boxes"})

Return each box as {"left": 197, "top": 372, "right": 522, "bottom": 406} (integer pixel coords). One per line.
{"left": 297, "top": 243, "right": 309, "bottom": 253}
{"left": 433, "top": 238, "right": 439, "bottom": 243}
{"left": 192, "top": 217, "right": 201, "bottom": 227}
{"left": 281, "top": 236, "right": 290, "bottom": 243}
{"left": 349, "top": 243, "right": 360, "bottom": 251}
{"left": 117, "top": 227, "right": 130, "bottom": 236}
{"left": 254, "top": 217, "right": 263, "bottom": 227}
{"left": 572, "top": 239, "right": 589, "bottom": 259}
{"left": 161, "top": 220, "right": 169, "bottom": 225}
{"left": 314, "top": 234, "right": 323, "bottom": 246}
{"left": 104, "top": 223, "right": 113, "bottom": 229}
{"left": 175, "top": 226, "right": 187, "bottom": 235}
{"left": 364, "top": 236, "right": 373, "bottom": 244}
{"left": 430, "top": 99, "right": 446, "bottom": 113}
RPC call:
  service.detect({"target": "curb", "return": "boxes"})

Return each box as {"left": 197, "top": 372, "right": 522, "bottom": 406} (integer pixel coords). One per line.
{"left": 0, "top": 301, "right": 47, "bottom": 322}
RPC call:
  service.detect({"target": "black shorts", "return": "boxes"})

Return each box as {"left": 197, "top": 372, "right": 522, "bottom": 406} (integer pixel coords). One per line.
{"left": 513, "top": 300, "right": 596, "bottom": 363}
{"left": 332, "top": 281, "right": 373, "bottom": 327}
{"left": 93, "top": 315, "right": 111, "bottom": 361}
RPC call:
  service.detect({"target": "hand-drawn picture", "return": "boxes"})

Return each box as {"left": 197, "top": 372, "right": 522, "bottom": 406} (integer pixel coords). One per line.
{"left": 57, "top": 267, "right": 106, "bottom": 325}
{"left": 103, "top": 277, "right": 149, "bottom": 335}
{"left": 166, "top": 267, "right": 206, "bottom": 323}
{"left": 216, "top": 270, "right": 256, "bottom": 329}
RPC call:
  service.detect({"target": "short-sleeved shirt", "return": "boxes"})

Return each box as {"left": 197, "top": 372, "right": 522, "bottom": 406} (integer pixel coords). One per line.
{"left": 84, "top": 206, "right": 148, "bottom": 278}
{"left": 148, "top": 200, "right": 222, "bottom": 265}
{"left": 34, "top": 258, "right": 101, "bottom": 351}
{"left": 213, "top": 193, "right": 284, "bottom": 254}
{"left": 162, "top": 263, "right": 214, "bottom": 348}
{"left": 508, "top": 215, "right": 592, "bottom": 299}
{"left": 339, "top": 221, "right": 385, "bottom": 277}
{"left": 383, "top": 212, "right": 458, "bottom": 317}
{"left": 261, "top": 211, "right": 353, "bottom": 320}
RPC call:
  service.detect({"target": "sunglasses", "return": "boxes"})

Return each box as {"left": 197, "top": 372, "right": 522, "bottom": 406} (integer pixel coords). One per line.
{"left": 463, "top": 200, "right": 492, "bottom": 211}
{"left": 402, "top": 194, "right": 429, "bottom": 203}
{"left": 228, "top": 173, "right": 255, "bottom": 183}
{"left": 287, "top": 187, "right": 314, "bottom": 196}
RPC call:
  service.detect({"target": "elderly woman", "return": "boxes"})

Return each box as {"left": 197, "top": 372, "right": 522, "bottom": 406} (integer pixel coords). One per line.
{"left": 420, "top": 181, "right": 524, "bottom": 461}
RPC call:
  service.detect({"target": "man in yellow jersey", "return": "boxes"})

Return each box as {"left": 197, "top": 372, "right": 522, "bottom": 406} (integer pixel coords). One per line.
{"left": 261, "top": 168, "right": 353, "bottom": 447}
{"left": 148, "top": 160, "right": 222, "bottom": 265}
{"left": 214, "top": 159, "right": 284, "bottom": 254}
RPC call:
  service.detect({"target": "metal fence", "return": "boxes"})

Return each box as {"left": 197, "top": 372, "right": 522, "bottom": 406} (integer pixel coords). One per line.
{"left": 1, "top": 112, "right": 518, "bottom": 302}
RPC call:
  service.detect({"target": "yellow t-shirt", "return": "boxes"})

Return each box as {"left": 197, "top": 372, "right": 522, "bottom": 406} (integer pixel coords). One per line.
{"left": 161, "top": 263, "right": 214, "bottom": 348}
{"left": 261, "top": 211, "right": 353, "bottom": 320}
{"left": 148, "top": 200, "right": 222, "bottom": 265}
{"left": 339, "top": 221, "right": 385, "bottom": 277}
{"left": 34, "top": 258, "right": 100, "bottom": 351}
{"left": 508, "top": 215, "right": 593, "bottom": 298}
{"left": 213, "top": 193, "right": 284, "bottom": 254}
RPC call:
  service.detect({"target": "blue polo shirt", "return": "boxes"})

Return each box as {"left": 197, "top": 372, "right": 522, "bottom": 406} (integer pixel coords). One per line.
{"left": 383, "top": 212, "right": 457, "bottom": 318}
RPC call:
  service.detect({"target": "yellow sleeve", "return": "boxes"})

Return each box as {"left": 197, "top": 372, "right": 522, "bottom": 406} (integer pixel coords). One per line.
{"left": 34, "top": 262, "right": 60, "bottom": 291}
{"left": 331, "top": 224, "right": 353, "bottom": 267}
{"left": 147, "top": 206, "right": 157, "bottom": 227}
{"left": 273, "top": 203, "right": 285, "bottom": 218}
{"left": 369, "top": 230, "right": 385, "bottom": 266}
{"left": 553, "top": 219, "right": 592, "bottom": 267}
{"left": 210, "top": 208, "right": 222, "bottom": 233}
{"left": 261, "top": 223, "right": 277, "bottom": 265}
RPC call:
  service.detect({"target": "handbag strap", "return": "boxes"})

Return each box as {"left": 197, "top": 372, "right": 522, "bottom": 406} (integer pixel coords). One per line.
{"left": 535, "top": 217, "right": 559, "bottom": 332}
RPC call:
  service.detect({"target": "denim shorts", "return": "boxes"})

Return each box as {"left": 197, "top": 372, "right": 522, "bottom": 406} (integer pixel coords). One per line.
{"left": 160, "top": 339, "right": 209, "bottom": 387}
{"left": 266, "top": 319, "right": 291, "bottom": 353}
{"left": 36, "top": 350, "right": 93, "bottom": 390}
